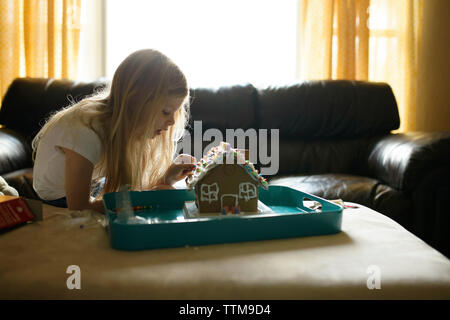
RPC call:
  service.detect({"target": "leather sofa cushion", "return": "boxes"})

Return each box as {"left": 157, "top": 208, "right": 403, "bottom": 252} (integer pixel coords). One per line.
{"left": 0, "top": 128, "right": 32, "bottom": 175}
{"left": 269, "top": 173, "right": 411, "bottom": 225}
{"left": 367, "top": 132, "right": 450, "bottom": 191}
{"left": 268, "top": 138, "right": 372, "bottom": 176}
{"left": 189, "top": 84, "right": 258, "bottom": 131}
{"left": 269, "top": 174, "right": 380, "bottom": 206}
{"left": 0, "top": 78, "right": 107, "bottom": 143}
{"left": 258, "top": 80, "right": 400, "bottom": 139}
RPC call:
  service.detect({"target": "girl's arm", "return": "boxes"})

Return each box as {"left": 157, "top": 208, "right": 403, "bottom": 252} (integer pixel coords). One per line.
{"left": 62, "top": 147, "right": 105, "bottom": 213}
{"left": 150, "top": 162, "right": 196, "bottom": 190}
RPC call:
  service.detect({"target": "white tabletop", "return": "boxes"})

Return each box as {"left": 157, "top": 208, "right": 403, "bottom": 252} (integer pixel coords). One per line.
{"left": 1, "top": 202, "right": 449, "bottom": 299}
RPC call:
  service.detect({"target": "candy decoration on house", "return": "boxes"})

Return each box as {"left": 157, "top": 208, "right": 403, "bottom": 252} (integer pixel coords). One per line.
{"left": 185, "top": 141, "right": 268, "bottom": 214}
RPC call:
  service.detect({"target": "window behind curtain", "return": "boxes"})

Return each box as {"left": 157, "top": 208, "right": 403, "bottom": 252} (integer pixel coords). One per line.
{"left": 105, "top": 0, "right": 298, "bottom": 88}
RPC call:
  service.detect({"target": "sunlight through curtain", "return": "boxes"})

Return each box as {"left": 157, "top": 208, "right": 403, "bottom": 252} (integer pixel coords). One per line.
{"left": 0, "top": 0, "right": 81, "bottom": 100}
{"left": 297, "top": 0, "right": 423, "bottom": 132}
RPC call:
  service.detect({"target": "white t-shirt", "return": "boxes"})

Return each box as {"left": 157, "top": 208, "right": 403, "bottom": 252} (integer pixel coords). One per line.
{"left": 33, "top": 116, "right": 103, "bottom": 200}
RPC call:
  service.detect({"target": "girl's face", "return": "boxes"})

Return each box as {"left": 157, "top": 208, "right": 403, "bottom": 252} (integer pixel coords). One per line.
{"left": 153, "top": 96, "right": 185, "bottom": 138}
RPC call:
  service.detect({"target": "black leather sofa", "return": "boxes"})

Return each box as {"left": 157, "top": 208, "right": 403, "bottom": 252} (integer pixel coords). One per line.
{"left": 1, "top": 77, "right": 449, "bottom": 258}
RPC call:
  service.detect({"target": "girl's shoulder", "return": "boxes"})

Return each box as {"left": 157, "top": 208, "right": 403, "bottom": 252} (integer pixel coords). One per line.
{"left": 51, "top": 111, "right": 102, "bottom": 141}
{"left": 53, "top": 112, "right": 86, "bottom": 131}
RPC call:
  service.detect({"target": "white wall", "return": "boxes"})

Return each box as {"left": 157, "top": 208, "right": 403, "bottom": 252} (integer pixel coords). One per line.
{"left": 77, "top": 0, "right": 106, "bottom": 81}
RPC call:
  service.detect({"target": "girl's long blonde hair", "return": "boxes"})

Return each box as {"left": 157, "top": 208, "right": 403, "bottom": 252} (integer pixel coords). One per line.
{"left": 32, "top": 49, "right": 190, "bottom": 196}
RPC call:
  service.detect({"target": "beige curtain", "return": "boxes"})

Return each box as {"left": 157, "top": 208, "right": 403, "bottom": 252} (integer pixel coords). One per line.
{"left": 297, "top": 0, "right": 423, "bottom": 132}
{"left": 0, "top": 0, "right": 81, "bottom": 101}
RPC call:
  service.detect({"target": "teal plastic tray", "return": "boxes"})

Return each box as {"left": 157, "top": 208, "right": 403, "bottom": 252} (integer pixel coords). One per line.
{"left": 103, "top": 186, "right": 343, "bottom": 251}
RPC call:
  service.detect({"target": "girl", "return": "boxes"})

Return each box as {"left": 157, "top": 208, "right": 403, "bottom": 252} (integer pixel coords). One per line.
{"left": 32, "top": 49, "right": 196, "bottom": 213}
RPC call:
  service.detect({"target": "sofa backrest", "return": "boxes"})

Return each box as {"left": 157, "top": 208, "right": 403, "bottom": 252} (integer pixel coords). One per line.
{"left": 0, "top": 77, "right": 400, "bottom": 177}
{"left": 0, "top": 78, "right": 107, "bottom": 143}
{"left": 256, "top": 80, "right": 400, "bottom": 175}
{"left": 189, "top": 85, "right": 258, "bottom": 132}
{"left": 257, "top": 80, "right": 399, "bottom": 139}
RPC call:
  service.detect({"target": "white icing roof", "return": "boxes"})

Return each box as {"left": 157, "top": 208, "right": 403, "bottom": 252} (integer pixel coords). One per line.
{"left": 185, "top": 142, "right": 269, "bottom": 190}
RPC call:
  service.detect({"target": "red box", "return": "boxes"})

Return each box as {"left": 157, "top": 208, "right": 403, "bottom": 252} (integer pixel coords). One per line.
{"left": 0, "top": 196, "right": 36, "bottom": 229}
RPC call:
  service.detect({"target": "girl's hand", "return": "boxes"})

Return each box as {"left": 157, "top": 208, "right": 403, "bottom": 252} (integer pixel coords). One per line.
{"left": 162, "top": 154, "right": 197, "bottom": 186}
{"left": 173, "top": 154, "right": 197, "bottom": 165}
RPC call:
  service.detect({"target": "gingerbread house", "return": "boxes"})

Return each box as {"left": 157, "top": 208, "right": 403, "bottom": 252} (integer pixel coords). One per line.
{"left": 185, "top": 142, "right": 269, "bottom": 214}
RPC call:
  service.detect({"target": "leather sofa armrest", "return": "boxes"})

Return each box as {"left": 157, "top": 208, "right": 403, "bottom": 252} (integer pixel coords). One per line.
{"left": 0, "top": 126, "right": 33, "bottom": 175}
{"left": 367, "top": 132, "right": 450, "bottom": 191}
